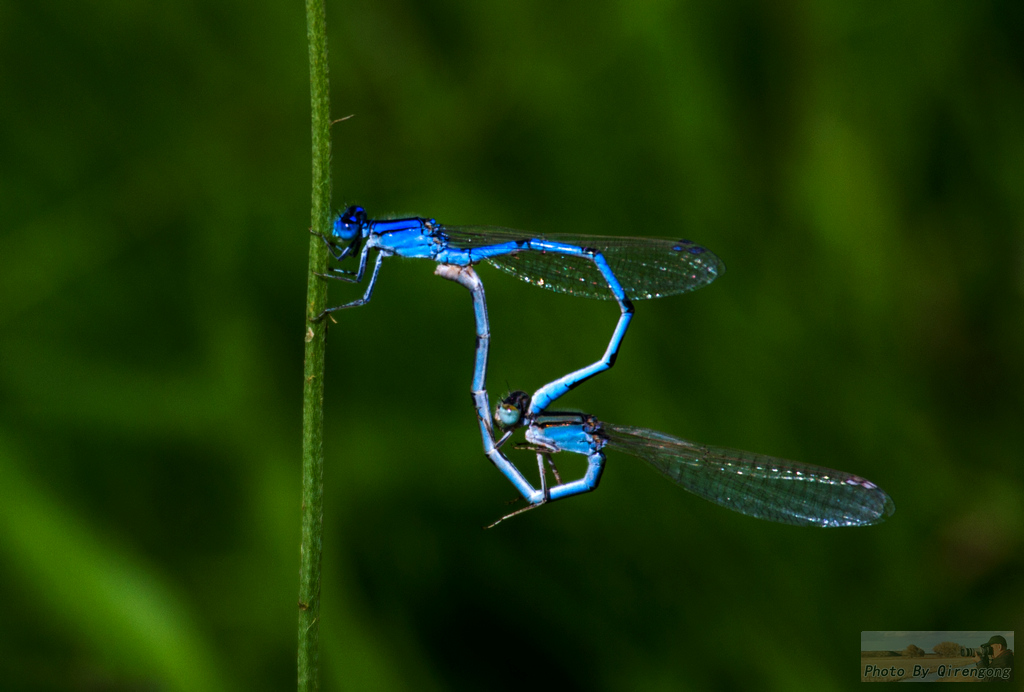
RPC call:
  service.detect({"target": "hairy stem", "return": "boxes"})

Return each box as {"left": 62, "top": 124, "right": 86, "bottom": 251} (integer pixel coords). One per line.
{"left": 299, "top": 0, "right": 331, "bottom": 688}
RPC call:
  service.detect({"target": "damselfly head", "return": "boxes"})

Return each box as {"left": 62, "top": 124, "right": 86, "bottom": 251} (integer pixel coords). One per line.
{"left": 495, "top": 390, "right": 530, "bottom": 430}
{"left": 333, "top": 205, "right": 367, "bottom": 242}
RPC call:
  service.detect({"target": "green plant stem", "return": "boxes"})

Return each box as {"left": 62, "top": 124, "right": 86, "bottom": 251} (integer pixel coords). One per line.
{"left": 299, "top": 0, "right": 331, "bottom": 688}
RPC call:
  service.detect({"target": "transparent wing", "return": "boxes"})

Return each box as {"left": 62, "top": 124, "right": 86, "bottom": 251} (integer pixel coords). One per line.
{"left": 602, "top": 424, "right": 895, "bottom": 527}
{"left": 441, "top": 225, "right": 725, "bottom": 300}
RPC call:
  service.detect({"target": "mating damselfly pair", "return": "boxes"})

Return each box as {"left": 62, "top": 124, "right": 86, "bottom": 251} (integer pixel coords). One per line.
{"left": 314, "top": 206, "right": 894, "bottom": 528}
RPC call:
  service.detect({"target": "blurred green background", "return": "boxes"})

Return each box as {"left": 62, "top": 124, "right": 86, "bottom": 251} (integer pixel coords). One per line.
{"left": 2, "top": 1, "right": 1022, "bottom": 690}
